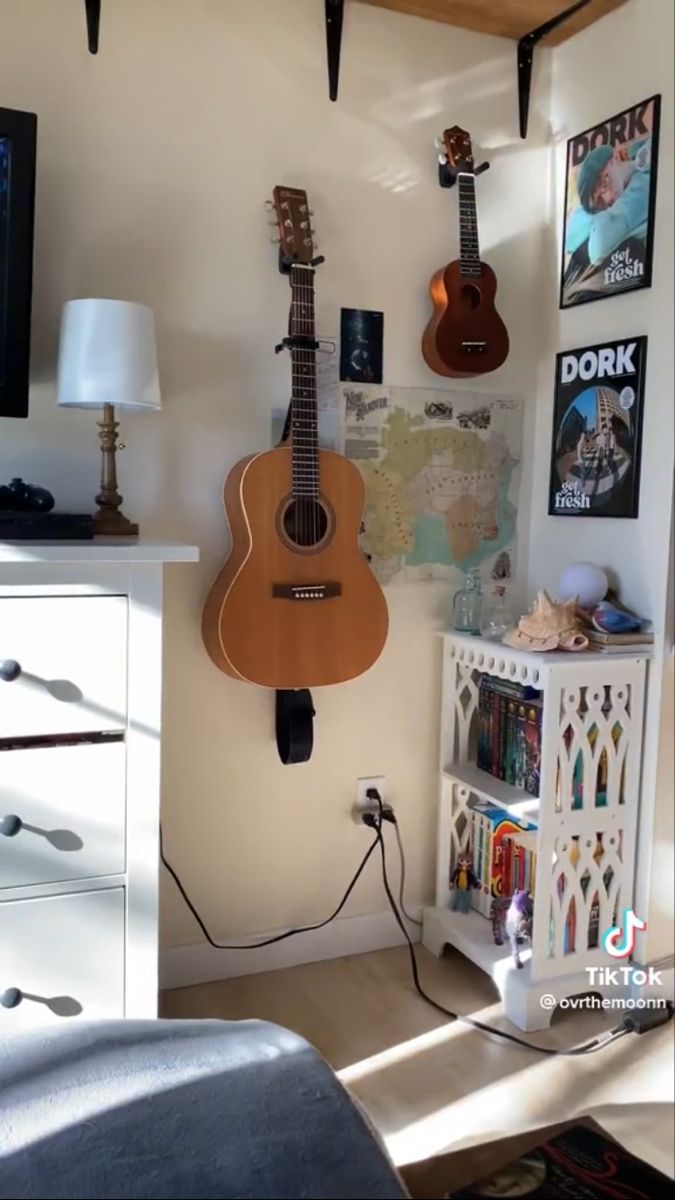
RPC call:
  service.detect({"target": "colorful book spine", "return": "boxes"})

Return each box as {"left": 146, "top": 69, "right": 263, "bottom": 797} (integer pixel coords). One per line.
{"left": 491, "top": 688, "right": 502, "bottom": 778}
{"left": 504, "top": 698, "right": 518, "bottom": 785}
{"left": 474, "top": 674, "right": 543, "bottom": 795}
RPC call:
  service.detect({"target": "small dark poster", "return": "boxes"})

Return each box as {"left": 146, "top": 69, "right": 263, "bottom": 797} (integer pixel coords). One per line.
{"left": 560, "top": 95, "right": 660, "bottom": 308}
{"left": 339, "top": 308, "right": 383, "bottom": 384}
{"left": 548, "top": 337, "right": 647, "bottom": 519}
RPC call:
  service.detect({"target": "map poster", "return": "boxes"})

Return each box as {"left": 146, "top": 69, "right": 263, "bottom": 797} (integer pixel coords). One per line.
{"left": 341, "top": 384, "right": 522, "bottom": 585}
{"left": 560, "top": 95, "right": 661, "bottom": 309}
{"left": 548, "top": 337, "right": 647, "bottom": 520}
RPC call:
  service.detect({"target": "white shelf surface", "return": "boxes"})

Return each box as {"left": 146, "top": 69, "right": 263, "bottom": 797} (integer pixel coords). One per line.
{"left": 0, "top": 539, "right": 199, "bottom": 564}
{"left": 441, "top": 630, "right": 652, "bottom": 669}
{"left": 442, "top": 762, "right": 540, "bottom": 819}
{"left": 424, "top": 905, "right": 532, "bottom": 987}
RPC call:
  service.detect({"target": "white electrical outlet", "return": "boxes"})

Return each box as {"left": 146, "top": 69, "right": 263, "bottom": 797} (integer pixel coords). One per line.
{"left": 353, "top": 776, "right": 388, "bottom": 823}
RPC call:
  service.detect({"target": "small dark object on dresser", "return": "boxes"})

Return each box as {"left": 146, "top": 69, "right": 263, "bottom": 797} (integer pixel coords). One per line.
{"left": 0, "top": 512, "right": 95, "bottom": 540}
{"left": 0, "top": 477, "right": 55, "bottom": 512}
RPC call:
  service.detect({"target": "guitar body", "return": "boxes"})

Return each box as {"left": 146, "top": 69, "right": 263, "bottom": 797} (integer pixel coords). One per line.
{"left": 202, "top": 445, "right": 388, "bottom": 689}
{"left": 422, "top": 259, "right": 509, "bottom": 378}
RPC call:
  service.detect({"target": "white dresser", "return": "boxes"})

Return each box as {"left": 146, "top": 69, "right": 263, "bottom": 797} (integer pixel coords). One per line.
{"left": 0, "top": 540, "right": 197, "bottom": 1030}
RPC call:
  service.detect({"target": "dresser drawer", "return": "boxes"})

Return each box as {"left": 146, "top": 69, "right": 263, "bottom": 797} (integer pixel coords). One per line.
{"left": 0, "top": 742, "right": 126, "bottom": 889}
{"left": 0, "top": 888, "right": 124, "bottom": 1029}
{"left": 0, "top": 596, "right": 127, "bottom": 738}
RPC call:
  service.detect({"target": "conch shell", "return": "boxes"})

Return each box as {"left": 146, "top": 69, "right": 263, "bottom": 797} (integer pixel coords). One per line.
{"left": 503, "top": 591, "right": 589, "bottom": 653}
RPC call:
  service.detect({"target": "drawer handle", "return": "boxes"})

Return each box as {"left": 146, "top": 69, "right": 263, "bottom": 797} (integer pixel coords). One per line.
{"left": 0, "top": 659, "right": 22, "bottom": 683}
{"left": 0, "top": 815, "right": 23, "bottom": 838}
{"left": 0, "top": 988, "right": 82, "bottom": 1016}
{"left": 1, "top": 987, "right": 23, "bottom": 1009}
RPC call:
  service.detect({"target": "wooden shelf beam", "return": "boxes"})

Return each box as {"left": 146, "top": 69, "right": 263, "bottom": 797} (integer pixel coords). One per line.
{"left": 356, "top": 0, "right": 628, "bottom": 44}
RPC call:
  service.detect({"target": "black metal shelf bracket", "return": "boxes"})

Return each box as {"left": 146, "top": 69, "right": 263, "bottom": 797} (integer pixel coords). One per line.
{"left": 517, "top": 0, "right": 591, "bottom": 138}
{"left": 325, "top": 0, "right": 345, "bottom": 102}
{"left": 84, "top": 0, "right": 101, "bottom": 54}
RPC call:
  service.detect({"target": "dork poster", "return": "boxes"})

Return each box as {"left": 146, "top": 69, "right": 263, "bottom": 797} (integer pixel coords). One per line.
{"left": 548, "top": 338, "right": 647, "bottom": 519}
{"left": 560, "top": 96, "right": 661, "bottom": 309}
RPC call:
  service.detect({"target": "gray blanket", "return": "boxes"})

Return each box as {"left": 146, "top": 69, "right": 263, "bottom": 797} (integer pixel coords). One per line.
{"left": 0, "top": 1019, "right": 407, "bottom": 1199}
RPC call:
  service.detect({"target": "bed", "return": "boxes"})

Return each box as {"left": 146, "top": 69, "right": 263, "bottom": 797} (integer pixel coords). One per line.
{"left": 0, "top": 1018, "right": 408, "bottom": 1199}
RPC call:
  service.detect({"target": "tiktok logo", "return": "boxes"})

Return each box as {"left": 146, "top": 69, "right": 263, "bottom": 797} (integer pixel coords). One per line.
{"left": 602, "top": 908, "right": 647, "bottom": 959}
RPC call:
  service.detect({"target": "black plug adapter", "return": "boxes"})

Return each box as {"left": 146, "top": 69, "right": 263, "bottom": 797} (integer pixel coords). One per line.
{"left": 623, "top": 1001, "right": 674, "bottom": 1035}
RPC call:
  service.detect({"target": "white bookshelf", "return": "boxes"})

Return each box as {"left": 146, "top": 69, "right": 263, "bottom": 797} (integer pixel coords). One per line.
{"left": 423, "top": 633, "right": 650, "bottom": 1031}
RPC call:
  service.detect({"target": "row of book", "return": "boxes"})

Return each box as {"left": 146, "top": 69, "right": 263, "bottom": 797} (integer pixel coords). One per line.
{"left": 476, "top": 676, "right": 542, "bottom": 798}
{"left": 467, "top": 800, "right": 614, "bottom": 954}
{"left": 470, "top": 802, "right": 538, "bottom": 918}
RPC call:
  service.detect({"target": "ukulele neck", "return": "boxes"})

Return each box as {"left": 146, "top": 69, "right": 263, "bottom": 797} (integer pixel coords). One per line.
{"left": 289, "top": 264, "right": 319, "bottom": 500}
{"left": 457, "top": 172, "right": 482, "bottom": 278}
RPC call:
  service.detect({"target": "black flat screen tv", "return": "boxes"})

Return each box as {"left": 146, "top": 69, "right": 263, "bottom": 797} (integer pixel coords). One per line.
{"left": 0, "top": 106, "right": 37, "bottom": 419}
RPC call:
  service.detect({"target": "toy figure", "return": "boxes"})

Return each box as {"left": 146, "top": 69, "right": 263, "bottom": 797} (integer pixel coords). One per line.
{"left": 491, "top": 890, "right": 533, "bottom": 968}
{"left": 449, "top": 852, "right": 479, "bottom": 913}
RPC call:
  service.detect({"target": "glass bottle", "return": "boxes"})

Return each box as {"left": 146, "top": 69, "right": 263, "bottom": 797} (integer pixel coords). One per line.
{"left": 452, "top": 569, "right": 483, "bottom": 635}
{"left": 480, "top": 585, "right": 515, "bottom": 642}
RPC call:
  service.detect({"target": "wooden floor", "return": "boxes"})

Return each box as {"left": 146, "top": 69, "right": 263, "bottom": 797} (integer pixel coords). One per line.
{"left": 161, "top": 945, "right": 674, "bottom": 1178}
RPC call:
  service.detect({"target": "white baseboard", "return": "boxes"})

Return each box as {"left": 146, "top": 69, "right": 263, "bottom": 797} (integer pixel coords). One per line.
{"left": 160, "top": 906, "right": 422, "bottom": 991}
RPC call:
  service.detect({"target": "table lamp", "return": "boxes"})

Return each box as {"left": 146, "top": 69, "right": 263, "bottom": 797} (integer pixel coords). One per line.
{"left": 57, "top": 298, "right": 160, "bottom": 536}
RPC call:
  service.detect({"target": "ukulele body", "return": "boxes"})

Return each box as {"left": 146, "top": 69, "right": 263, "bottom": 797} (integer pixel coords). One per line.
{"left": 422, "top": 259, "right": 509, "bottom": 378}
{"left": 202, "top": 445, "right": 388, "bottom": 690}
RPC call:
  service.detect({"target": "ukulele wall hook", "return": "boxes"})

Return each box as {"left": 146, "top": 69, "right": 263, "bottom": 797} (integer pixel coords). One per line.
{"left": 435, "top": 136, "right": 490, "bottom": 190}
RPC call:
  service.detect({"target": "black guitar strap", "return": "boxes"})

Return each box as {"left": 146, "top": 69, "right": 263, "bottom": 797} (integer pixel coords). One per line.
{"left": 275, "top": 688, "right": 315, "bottom": 764}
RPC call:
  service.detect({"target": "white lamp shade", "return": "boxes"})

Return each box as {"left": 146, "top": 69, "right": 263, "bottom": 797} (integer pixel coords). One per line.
{"left": 57, "top": 299, "right": 161, "bottom": 410}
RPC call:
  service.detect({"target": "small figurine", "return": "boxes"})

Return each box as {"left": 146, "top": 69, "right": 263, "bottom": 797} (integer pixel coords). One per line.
{"left": 449, "top": 852, "right": 480, "bottom": 913}
{"left": 491, "top": 890, "right": 533, "bottom": 968}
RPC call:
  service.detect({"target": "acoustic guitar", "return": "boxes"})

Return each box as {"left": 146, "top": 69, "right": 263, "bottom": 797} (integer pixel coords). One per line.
{"left": 422, "top": 126, "right": 509, "bottom": 378}
{"left": 202, "top": 187, "right": 388, "bottom": 690}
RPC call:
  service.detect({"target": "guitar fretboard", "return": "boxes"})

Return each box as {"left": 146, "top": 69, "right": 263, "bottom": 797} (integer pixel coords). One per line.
{"left": 289, "top": 264, "right": 319, "bottom": 500}
{"left": 457, "top": 173, "right": 482, "bottom": 278}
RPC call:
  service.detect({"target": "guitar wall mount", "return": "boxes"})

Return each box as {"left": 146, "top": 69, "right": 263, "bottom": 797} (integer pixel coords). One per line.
{"left": 438, "top": 158, "right": 490, "bottom": 190}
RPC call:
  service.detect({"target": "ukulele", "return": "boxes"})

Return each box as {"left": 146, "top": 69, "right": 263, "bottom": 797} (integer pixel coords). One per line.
{"left": 421, "top": 127, "right": 509, "bottom": 378}
{"left": 202, "top": 187, "right": 388, "bottom": 690}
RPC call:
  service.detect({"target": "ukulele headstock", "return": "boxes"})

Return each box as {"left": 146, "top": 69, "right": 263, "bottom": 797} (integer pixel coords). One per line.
{"left": 441, "top": 126, "right": 475, "bottom": 175}
{"left": 268, "top": 186, "right": 316, "bottom": 267}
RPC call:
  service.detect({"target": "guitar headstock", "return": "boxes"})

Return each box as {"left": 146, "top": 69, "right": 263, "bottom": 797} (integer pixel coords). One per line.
{"left": 440, "top": 126, "right": 474, "bottom": 174}
{"left": 269, "top": 186, "right": 316, "bottom": 266}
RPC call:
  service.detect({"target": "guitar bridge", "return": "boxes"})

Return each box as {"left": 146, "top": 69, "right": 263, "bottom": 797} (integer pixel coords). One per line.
{"left": 272, "top": 583, "right": 341, "bottom": 601}
{"left": 461, "top": 341, "right": 488, "bottom": 353}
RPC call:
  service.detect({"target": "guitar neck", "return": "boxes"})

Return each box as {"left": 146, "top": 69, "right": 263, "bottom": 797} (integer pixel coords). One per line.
{"left": 289, "top": 264, "right": 319, "bottom": 500}
{"left": 457, "top": 172, "right": 482, "bottom": 278}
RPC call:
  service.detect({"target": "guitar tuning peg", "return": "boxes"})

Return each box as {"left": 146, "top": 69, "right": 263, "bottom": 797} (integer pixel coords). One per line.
{"left": 270, "top": 234, "right": 281, "bottom": 244}
{"left": 438, "top": 153, "right": 447, "bottom": 165}
{"left": 264, "top": 200, "right": 274, "bottom": 209}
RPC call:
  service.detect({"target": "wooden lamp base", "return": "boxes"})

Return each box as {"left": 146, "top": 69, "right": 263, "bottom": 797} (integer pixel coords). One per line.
{"left": 94, "top": 403, "right": 139, "bottom": 537}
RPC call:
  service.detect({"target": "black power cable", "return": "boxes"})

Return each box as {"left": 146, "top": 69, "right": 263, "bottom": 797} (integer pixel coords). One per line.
{"left": 162, "top": 801, "right": 672, "bottom": 1055}
{"left": 366, "top": 811, "right": 622, "bottom": 1056}
{"left": 365, "top": 793, "right": 672, "bottom": 1057}
{"left": 160, "top": 825, "right": 379, "bottom": 950}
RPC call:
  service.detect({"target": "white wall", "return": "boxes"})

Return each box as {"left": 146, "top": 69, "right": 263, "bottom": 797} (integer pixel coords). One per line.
{"left": 0, "top": 0, "right": 549, "bottom": 971}
{"left": 533, "top": 0, "right": 674, "bottom": 960}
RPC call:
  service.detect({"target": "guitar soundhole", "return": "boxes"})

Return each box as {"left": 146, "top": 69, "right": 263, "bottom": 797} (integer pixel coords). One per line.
{"left": 280, "top": 498, "right": 330, "bottom": 550}
{"left": 460, "top": 284, "right": 482, "bottom": 310}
